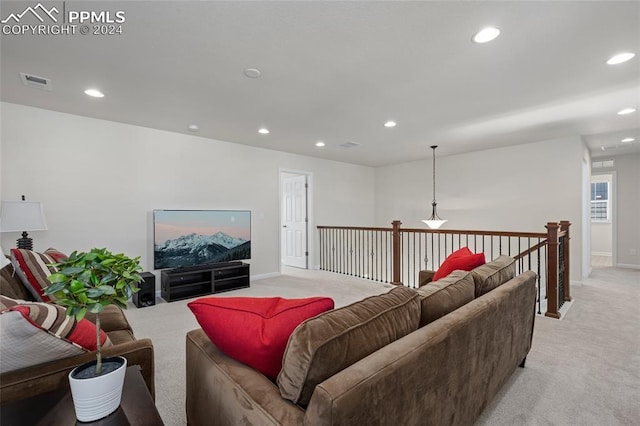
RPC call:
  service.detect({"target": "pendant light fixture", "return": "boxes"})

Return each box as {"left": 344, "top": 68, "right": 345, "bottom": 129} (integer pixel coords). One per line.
{"left": 422, "top": 145, "right": 447, "bottom": 229}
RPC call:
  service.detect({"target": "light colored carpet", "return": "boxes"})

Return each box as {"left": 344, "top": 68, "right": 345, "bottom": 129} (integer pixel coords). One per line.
{"left": 124, "top": 266, "right": 640, "bottom": 425}
{"left": 124, "top": 267, "right": 393, "bottom": 425}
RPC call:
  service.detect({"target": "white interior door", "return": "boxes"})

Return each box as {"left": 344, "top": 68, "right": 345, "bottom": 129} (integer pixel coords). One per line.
{"left": 282, "top": 175, "right": 308, "bottom": 268}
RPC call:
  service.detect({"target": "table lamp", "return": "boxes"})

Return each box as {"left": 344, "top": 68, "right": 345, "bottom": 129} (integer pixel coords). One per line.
{"left": 0, "top": 196, "right": 48, "bottom": 250}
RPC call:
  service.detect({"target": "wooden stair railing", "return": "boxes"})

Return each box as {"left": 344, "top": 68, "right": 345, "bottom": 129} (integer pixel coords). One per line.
{"left": 317, "top": 220, "right": 571, "bottom": 319}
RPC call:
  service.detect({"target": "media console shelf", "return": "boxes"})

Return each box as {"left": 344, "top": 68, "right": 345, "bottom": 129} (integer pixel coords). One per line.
{"left": 160, "top": 262, "right": 250, "bottom": 302}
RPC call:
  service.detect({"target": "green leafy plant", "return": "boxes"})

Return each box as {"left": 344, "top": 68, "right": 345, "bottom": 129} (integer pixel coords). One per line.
{"left": 44, "top": 248, "right": 142, "bottom": 374}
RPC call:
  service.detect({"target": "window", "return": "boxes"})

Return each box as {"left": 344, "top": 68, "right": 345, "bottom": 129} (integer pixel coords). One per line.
{"left": 590, "top": 181, "right": 609, "bottom": 222}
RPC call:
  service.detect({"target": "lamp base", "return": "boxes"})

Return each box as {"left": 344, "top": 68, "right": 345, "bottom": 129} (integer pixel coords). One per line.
{"left": 16, "top": 232, "right": 33, "bottom": 251}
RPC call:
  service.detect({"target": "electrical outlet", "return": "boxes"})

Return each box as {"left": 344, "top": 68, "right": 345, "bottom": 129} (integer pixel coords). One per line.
{"left": 630, "top": 249, "right": 637, "bottom": 256}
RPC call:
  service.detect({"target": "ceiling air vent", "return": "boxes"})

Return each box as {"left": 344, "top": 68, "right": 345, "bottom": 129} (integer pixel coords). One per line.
{"left": 20, "top": 72, "right": 52, "bottom": 91}
{"left": 340, "top": 141, "right": 361, "bottom": 149}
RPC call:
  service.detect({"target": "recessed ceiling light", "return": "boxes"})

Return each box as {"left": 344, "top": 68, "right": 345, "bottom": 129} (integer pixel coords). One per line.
{"left": 84, "top": 88, "right": 104, "bottom": 98}
{"left": 617, "top": 108, "right": 637, "bottom": 115}
{"left": 258, "top": 128, "right": 269, "bottom": 134}
{"left": 315, "top": 141, "right": 325, "bottom": 147}
{"left": 472, "top": 27, "right": 501, "bottom": 43}
{"left": 187, "top": 124, "right": 199, "bottom": 132}
{"left": 384, "top": 121, "right": 397, "bottom": 128}
{"left": 243, "top": 68, "right": 262, "bottom": 78}
{"left": 606, "top": 52, "right": 635, "bottom": 65}
{"left": 621, "top": 137, "right": 635, "bottom": 143}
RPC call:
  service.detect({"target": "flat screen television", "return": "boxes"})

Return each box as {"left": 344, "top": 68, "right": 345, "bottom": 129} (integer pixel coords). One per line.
{"left": 153, "top": 210, "right": 251, "bottom": 270}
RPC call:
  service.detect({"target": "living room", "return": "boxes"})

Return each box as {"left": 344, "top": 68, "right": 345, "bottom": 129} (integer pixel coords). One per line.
{"left": 1, "top": 1, "right": 639, "bottom": 425}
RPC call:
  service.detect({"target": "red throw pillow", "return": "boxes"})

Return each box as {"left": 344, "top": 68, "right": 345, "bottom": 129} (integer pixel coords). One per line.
{"left": 10, "top": 248, "right": 68, "bottom": 302}
{"left": 188, "top": 296, "right": 334, "bottom": 380}
{"left": 429, "top": 247, "right": 471, "bottom": 282}
{"left": 447, "top": 247, "right": 473, "bottom": 260}
{"left": 433, "top": 248, "right": 486, "bottom": 281}
{"left": 0, "top": 295, "right": 111, "bottom": 351}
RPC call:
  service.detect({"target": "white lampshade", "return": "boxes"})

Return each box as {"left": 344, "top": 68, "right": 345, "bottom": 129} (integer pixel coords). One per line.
{"left": 0, "top": 201, "right": 48, "bottom": 232}
{"left": 421, "top": 219, "right": 447, "bottom": 229}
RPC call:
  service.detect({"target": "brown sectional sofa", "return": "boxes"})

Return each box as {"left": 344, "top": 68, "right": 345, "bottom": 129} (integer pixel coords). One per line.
{"left": 0, "top": 262, "right": 155, "bottom": 404}
{"left": 185, "top": 256, "right": 537, "bottom": 425}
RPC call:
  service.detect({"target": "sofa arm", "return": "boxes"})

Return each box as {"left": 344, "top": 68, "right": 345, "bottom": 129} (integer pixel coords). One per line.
{"left": 0, "top": 338, "right": 154, "bottom": 404}
{"left": 186, "top": 329, "right": 304, "bottom": 426}
{"left": 418, "top": 270, "right": 436, "bottom": 286}
{"left": 84, "top": 305, "right": 134, "bottom": 333}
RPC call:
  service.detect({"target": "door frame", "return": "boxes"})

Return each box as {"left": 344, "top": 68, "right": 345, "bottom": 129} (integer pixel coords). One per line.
{"left": 589, "top": 170, "right": 617, "bottom": 268}
{"left": 278, "top": 168, "right": 314, "bottom": 272}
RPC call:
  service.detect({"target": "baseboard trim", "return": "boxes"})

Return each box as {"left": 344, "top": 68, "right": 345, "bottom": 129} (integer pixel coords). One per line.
{"left": 558, "top": 299, "right": 575, "bottom": 319}
{"left": 585, "top": 267, "right": 592, "bottom": 279}
{"left": 615, "top": 263, "right": 640, "bottom": 270}
{"left": 252, "top": 272, "right": 281, "bottom": 281}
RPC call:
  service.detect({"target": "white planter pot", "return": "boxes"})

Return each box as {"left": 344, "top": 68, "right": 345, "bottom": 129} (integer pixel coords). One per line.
{"left": 68, "top": 356, "right": 127, "bottom": 422}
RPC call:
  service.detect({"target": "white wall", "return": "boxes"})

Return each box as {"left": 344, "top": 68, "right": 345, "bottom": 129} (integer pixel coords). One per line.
{"left": 612, "top": 153, "right": 640, "bottom": 268}
{"left": 0, "top": 103, "right": 375, "bottom": 276}
{"left": 374, "top": 136, "right": 585, "bottom": 281}
{"left": 590, "top": 173, "right": 613, "bottom": 256}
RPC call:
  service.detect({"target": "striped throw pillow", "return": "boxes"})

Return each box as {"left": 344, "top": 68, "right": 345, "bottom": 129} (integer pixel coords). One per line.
{"left": 10, "top": 248, "right": 67, "bottom": 302}
{"left": 0, "top": 295, "right": 112, "bottom": 373}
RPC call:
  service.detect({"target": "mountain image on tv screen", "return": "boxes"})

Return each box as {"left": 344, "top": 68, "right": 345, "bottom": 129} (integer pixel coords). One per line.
{"left": 153, "top": 210, "right": 251, "bottom": 269}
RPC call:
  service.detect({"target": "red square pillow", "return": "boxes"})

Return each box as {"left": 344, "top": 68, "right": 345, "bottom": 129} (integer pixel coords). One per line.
{"left": 447, "top": 247, "right": 473, "bottom": 260}
{"left": 429, "top": 247, "right": 471, "bottom": 282}
{"left": 188, "top": 296, "right": 334, "bottom": 380}
{"left": 433, "top": 248, "right": 485, "bottom": 281}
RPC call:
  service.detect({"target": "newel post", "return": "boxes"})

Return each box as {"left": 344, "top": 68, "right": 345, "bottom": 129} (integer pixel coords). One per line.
{"left": 545, "top": 222, "right": 560, "bottom": 319}
{"left": 560, "top": 220, "right": 572, "bottom": 302}
{"left": 392, "top": 220, "right": 402, "bottom": 285}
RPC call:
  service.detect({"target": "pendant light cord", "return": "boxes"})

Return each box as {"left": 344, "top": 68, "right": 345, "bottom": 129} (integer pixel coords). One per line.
{"left": 431, "top": 145, "right": 437, "bottom": 204}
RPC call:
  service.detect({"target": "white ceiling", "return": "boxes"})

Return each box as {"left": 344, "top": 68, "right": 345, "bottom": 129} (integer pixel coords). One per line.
{"left": 1, "top": 1, "right": 639, "bottom": 166}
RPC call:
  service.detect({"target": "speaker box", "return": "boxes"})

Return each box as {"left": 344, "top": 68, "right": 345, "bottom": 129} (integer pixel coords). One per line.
{"left": 133, "top": 272, "right": 156, "bottom": 308}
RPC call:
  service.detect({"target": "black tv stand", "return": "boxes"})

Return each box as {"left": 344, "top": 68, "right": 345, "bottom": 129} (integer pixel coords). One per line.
{"left": 160, "top": 262, "right": 250, "bottom": 302}
{"left": 173, "top": 261, "right": 243, "bottom": 273}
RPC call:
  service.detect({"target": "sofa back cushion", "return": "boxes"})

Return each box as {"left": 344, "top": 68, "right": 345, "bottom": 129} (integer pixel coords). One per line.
{"left": 416, "top": 270, "right": 475, "bottom": 327}
{"left": 0, "top": 295, "right": 112, "bottom": 373}
{"left": 472, "top": 255, "right": 516, "bottom": 297}
{"left": 10, "top": 248, "right": 67, "bottom": 302}
{"left": 277, "top": 286, "right": 420, "bottom": 406}
{"left": 0, "top": 263, "right": 32, "bottom": 301}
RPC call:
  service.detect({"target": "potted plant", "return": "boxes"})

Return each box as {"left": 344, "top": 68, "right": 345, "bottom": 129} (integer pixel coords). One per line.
{"left": 44, "top": 248, "right": 143, "bottom": 422}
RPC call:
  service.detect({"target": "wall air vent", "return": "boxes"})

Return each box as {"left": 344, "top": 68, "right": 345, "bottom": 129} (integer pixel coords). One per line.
{"left": 592, "top": 159, "right": 615, "bottom": 169}
{"left": 339, "top": 141, "right": 361, "bottom": 149}
{"left": 20, "top": 72, "right": 52, "bottom": 91}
